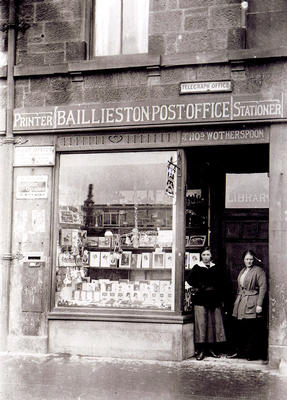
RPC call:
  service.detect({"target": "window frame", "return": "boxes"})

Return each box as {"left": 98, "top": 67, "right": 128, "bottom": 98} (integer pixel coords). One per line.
{"left": 88, "top": 0, "right": 150, "bottom": 59}
{"left": 51, "top": 149, "right": 182, "bottom": 314}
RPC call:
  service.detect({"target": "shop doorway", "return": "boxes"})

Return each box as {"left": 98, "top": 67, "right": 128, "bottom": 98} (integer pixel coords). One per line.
{"left": 186, "top": 143, "right": 269, "bottom": 359}
{"left": 222, "top": 208, "right": 269, "bottom": 359}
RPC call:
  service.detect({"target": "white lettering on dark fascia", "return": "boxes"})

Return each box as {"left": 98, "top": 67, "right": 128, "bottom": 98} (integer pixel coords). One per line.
{"left": 233, "top": 101, "right": 282, "bottom": 118}
{"left": 182, "top": 129, "right": 265, "bottom": 142}
{"left": 13, "top": 99, "right": 282, "bottom": 130}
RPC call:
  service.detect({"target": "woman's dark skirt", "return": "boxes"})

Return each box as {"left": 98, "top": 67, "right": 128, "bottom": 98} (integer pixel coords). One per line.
{"left": 194, "top": 305, "right": 226, "bottom": 344}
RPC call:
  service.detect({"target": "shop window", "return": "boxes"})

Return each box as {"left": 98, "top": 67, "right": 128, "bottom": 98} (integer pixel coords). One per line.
{"left": 225, "top": 173, "right": 269, "bottom": 209}
{"left": 92, "top": 0, "right": 149, "bottom": 56}
{"left": 55, "top": 151, "right": 176, "bottom": 311}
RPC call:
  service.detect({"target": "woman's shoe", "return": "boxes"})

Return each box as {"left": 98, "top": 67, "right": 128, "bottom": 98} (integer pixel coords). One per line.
{"left": 196, "top": 351, "right": 205, "bottom": 360}
{"left": 209, "top": 349, "right": 220, "bottom": 358}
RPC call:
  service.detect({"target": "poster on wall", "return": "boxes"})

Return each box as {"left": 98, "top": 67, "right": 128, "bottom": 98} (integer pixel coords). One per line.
{"left": 14, "top": 146, "right": 55, "bottom": 166}
{"left": 16, "top": 175, "right": 48, "bottom": 199}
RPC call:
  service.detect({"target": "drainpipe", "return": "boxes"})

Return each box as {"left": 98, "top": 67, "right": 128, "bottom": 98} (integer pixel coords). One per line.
{"left": 0, "top": 0, "right": 16, "bottom": 351}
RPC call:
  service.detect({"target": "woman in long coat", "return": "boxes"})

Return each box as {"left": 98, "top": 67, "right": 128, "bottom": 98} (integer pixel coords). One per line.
{"left": 228, "top": 249, "right": 267, "bottom": 360}
{"left": 186, "top": 247, "right": 226, "bottom": 360}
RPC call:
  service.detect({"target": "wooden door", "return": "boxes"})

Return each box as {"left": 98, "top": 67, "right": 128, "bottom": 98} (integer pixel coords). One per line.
{"left": 222, "top": 209, "right": 269, "bottom": 357}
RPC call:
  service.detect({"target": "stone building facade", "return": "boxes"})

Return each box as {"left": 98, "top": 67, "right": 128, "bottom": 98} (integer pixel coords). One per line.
{"left": 1, "top": 0, "right": 287, "bottom": 368}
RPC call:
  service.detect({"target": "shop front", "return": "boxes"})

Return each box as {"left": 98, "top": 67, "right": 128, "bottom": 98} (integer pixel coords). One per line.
{"left": 8, "top": 91, "right": 285, "bottom": 362}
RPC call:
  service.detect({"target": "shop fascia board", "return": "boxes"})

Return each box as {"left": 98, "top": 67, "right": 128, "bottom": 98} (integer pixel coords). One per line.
{"left": 48, "top": 310, "right": 193, "bottom": 325}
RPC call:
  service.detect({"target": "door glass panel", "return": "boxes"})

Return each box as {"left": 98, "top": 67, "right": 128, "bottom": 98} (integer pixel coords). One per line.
{"left": 225, "top": 173, "right": 269, "bottom": 209}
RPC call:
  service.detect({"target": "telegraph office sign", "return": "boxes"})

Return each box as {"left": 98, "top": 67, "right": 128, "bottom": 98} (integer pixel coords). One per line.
{"left": 180, "top": 81, "right": 232, "bottom": 94}
{"left": 13, "top": 94, "right": 284, "bottom": 132}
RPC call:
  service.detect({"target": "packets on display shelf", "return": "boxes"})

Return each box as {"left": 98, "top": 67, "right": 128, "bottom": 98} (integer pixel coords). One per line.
{"left": 164, "top": 253, "right": 173, "bottom": 269}
{"left": 80, "top": 230, "right": 87, "bottom": 244}
{"left": 86, "top": 291, "right": 94, "bottom": 301}
{"left": 60, "top": 229, "right": 72, "bottom": 246}
{"left": 101, "top": 252, "right": 110, "bottom": 268}
{"left": 59, "top": 287, "right": 72, "bottom": 303}
{"left": 62, "top": 276, "right": 173, "bottom": 309}
{"left": 157, "top": 230, "right": 173, "bottom": 248}
{"left": 152, "top": 252, "right": 165, "bottom": 269}
{"left": 58, "top": 252, "right": 76, "bottom": 267}
{"left": 89, "top": 251, "right": 101, "bottom": 267}
{"left": 189, "top": 253, "right": 200, "bottom": 269}
{"left": 110, "top": 253, "right": 118, "bottom": 267}
{"left": 141, "top": 253, "right": 151, "bottom": 269}
{"left": 94, "top": 290, "right": 101, "bottom": 302}
{"left": 74, "top": 290, "right": 81, "bottom": 301}
{"left": 87, "top": 236, "right": 99, "bottom": 247}
{"left": 81, "top": 290, "right": 87, "bottom": 301}
{"left": 150, "top": 280, "right": 160, "bottom": 292}
{"left": 130, "top": 253, "right": 138, "bottom": 269}
{"left": 159, "top": 280, "right": 171, "bottom": 293}
{"left": 119, "top": 251, "right": 132, "bottom": 268}
{"left": 71, "top": 229, "right": 80, "bottom": 247}
{"left": 136, "top": 254, "right": 142, "bottom": 268}
{"left": 139, "top": 233, "right": 157, "bottom": 247}
{"left": 133, "top": 281, "right": 140, "bottom": 292}
{"left": 99, "top": 279, "right": 112, "bottom": 291}
{"left": 98, "top": 237, "right": 111, "bottom": 248}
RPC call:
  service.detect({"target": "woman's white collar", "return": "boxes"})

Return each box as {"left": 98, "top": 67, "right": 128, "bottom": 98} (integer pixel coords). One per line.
{"left": 198, "top": 261, "right": 215, "bottom": 268}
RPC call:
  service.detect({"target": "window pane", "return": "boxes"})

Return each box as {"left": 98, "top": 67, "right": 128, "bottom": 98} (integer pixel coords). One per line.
{"left": 225, "top": 173, "right": 269, "bottom": 208}
{"left": 94, "top": 0, "right": 121, "bottom": 56}
{"left": 56, "top": 152, "right": 176, "bottom": 311}
{"left": 123, "top": 0, "right": 149, "bottom": 54}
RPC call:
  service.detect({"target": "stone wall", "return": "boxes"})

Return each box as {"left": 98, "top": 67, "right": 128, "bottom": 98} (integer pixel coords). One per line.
{"left": 13, "top": 0, "right": 287, "bottom": 66}
{"left": 14, "top": 58, "right": 287, "bottom": 111}
{"left": 149, "top": 0, "right": 243, "bottom": 54}
{"left": 16, "top": 0, "right": 86, "bottom": 65}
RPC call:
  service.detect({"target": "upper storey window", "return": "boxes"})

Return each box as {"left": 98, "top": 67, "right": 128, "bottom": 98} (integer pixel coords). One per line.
{"left": 93, "top": 0, "right": 149, "bottom": 57}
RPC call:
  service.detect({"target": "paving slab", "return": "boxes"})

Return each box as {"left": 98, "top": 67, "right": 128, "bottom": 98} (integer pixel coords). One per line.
{"left": 0, "top": 353, "right": 286, "bottom": 400}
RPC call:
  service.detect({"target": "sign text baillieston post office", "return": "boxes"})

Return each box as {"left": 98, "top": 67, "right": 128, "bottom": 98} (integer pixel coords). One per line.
{"left": 13, "top": 94, "right": 284, "bottom": 132}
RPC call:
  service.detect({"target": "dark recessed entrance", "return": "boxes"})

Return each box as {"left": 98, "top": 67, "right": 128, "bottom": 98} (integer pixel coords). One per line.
{"left": 186, "top": 144, "right": 269, "bottom": 359}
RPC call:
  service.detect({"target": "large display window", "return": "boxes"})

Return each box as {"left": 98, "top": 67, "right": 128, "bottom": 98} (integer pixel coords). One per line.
{"left": 55, "top": 151, "right": 177, "bottom": 311}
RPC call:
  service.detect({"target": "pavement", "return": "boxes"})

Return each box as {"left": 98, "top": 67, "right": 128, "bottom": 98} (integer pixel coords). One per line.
{"left": 0, "top": 352, "right": 287, "bottom": 400}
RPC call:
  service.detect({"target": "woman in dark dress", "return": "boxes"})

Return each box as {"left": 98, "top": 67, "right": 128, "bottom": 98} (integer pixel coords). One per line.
{"left": 186, "top": 247, "right": 226, "bottom": 360}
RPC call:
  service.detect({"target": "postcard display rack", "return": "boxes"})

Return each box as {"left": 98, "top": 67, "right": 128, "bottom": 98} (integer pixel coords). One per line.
{"left": 55, "top": 199, "right": 174, "bottom": 310}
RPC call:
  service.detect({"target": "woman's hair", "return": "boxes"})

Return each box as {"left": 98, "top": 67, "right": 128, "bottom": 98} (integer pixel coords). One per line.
{"left": 242, "top": 249, "right": 256, "bottom": 260}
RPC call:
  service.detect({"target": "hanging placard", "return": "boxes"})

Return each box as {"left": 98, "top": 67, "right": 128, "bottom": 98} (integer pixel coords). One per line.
{"left": 165, "top": 157, "right": 178, "bottom": 198}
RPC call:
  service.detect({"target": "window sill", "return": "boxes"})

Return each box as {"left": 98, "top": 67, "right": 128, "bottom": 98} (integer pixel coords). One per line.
{"left": 48, "top": 308, "right": 193, "bottom": 324}
{"left": 13, "top": 46, "right": 287, "bottom": 78}
{"left": 161, "top": 46, "right": 287, "bottom": 67}
{"left": 14, "top": 53, "right": 160, "bottom": 77}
